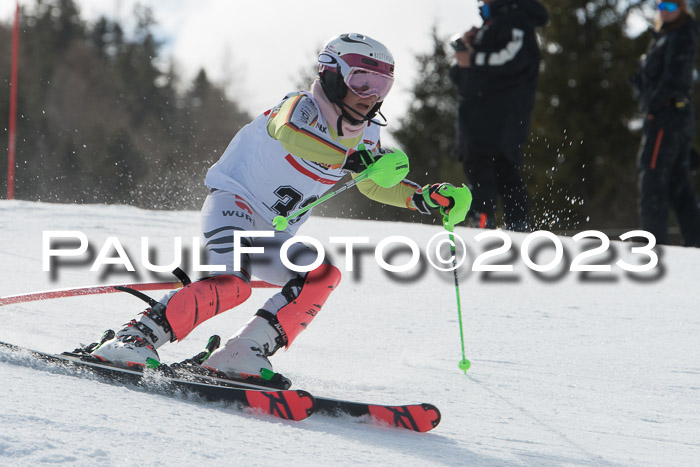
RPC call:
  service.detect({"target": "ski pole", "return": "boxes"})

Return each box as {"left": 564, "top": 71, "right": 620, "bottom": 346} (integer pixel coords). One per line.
{"left": 273, "top": 172, "right": 369, "bottom": 231}
{"left": 436, "top": 184, "right": 473, "bottom": 374}
{"left": 273, "top": 149, "right": 410, "bottom": 231}
{"left": 448, "top": 231, "right": 470, "bottom": 374}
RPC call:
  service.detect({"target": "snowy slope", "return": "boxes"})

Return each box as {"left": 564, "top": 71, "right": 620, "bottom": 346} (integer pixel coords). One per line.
{"left": 1, "top": 200, "right": 699, "bottom": 466}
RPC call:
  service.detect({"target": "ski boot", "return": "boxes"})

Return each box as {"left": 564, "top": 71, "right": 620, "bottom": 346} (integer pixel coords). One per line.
{"left": 88, "top": 303, "right": 174, "bottom": 368}
{"left": 203, "top": 313, "right": 287, "bottom": 382}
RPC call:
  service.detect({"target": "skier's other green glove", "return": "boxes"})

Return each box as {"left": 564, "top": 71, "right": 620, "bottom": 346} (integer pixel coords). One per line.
{"left": 411, "top": 183, "right": 472, "bottom": 231}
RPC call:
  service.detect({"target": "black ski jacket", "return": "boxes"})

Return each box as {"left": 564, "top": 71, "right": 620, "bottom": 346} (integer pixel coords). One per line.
{"left": 632, "top": 14, "right": 699, "bottom": 131}
{"left": 450, "top": 0, "right": 548, "bottom": 154}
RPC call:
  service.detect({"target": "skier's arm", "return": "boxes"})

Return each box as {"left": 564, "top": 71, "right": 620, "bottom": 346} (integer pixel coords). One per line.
{"left": 354, "top": 175, "right": 422, "bottom": 209}
{"left": 267, "top": 94, "right": 353, "bottom": 167}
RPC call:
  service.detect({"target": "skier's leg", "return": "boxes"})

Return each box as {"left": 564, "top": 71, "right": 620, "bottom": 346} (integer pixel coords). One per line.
{"left": 205, "top": 238, "right": 341, "bottom": 377}
{"left": 91, "top": 191, "right": 255, "bottom": 365}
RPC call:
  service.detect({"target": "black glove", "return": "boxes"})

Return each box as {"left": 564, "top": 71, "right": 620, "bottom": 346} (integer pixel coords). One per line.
{"left": 341, "top": 149, "right": 375, "bottom": 172}
{"left": 341, "top": 147, "right": 389, "bottom": 173}
{"left": 411, "top": 183, "right": 456, "bottom": 214}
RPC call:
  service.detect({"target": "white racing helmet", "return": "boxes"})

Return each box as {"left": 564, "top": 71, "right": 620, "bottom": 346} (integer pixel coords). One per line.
{"left": 318, "top": 33, "right": 395, "bottom": 126}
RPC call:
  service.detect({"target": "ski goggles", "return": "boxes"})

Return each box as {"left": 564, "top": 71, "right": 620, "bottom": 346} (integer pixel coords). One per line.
{"left": 320, "top": 53, "right": 394, "bottom": 100}
{"left": 658, "top": 2, "right": 679, "bottom": 12}
{"left": 344, "top": 68, "right": 394, "bottom": 100}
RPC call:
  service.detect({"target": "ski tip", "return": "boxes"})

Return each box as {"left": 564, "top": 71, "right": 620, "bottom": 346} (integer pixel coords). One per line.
{"left": 421, "top": 403, "right": 442, "bottom": 431}
{"left": 368, "top": 403, "right": 442, "bottom": 433}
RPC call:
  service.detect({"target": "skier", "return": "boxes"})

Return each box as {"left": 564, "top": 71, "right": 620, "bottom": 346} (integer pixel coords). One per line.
{"left": 85, "top": 33, "right": 471, "bottom": 380}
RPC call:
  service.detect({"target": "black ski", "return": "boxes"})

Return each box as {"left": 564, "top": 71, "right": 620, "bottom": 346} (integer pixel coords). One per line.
{"left": 0, "top": 340, "right": 441, "bottom": 432}
{"left": 171, "top": 369, "right": 441, "bottom": 432}
{"left": 0, "top": 340, "right": 315, "bottom": 421}
{"left": 169, "top": 357, "right": 442, "bottom": 432}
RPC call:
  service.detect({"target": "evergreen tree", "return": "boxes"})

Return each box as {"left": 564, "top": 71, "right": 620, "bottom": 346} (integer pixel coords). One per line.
{"left": 0, "top": 0, "right": 251, "bottom": 209}
{"left": 393, "top": 29, "right": 466, "bottom": 188}
{"left": 161, "top": 69, "right": 251, "bottom": 209}
{"left": 388, "top": 28, "right": 468, "bottom": 225}
{"left": 529, "top": 0, "right": 648, "bottom": 230}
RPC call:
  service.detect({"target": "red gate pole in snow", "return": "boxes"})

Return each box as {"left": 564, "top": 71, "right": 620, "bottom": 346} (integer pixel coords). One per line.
{"left": 7, "top": 0, "right": 20, "bottom": 200}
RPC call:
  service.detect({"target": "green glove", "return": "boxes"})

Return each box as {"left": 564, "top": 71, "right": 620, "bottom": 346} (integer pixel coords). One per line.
{"left": 435, "top": 183, "right": 472, "bottom": 231}
{"left": 364, "top": 148, "right": 409, "bottom": 188}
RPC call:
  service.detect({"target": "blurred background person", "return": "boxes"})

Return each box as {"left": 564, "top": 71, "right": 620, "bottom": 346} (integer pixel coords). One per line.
{"left": 631, "top": 0, "right": 700, "bottom": 247}
{"left": 450, "top": 0, "right": 548, "bottom": 231}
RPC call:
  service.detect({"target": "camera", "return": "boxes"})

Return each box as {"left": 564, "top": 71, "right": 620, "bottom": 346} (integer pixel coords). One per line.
{"left": 449, "top": 33, "right": 468, "bottom": 52}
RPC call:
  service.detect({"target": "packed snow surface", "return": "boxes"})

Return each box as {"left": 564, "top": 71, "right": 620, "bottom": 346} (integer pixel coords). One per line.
{"left": 1, "top": 200, "right": 698, "bottom": 466}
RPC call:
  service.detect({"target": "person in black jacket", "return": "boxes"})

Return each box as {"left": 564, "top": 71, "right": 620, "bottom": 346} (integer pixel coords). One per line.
{"left": 631, "top": 0, "right": 700, "bottom": 247}
{"left": 450, "top": 0, "right": 548, "bottom": 231}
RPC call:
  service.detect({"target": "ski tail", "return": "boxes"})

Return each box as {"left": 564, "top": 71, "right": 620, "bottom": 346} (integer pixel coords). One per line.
{"left": 0, "top": 340, "right": 315, "bottom": 422}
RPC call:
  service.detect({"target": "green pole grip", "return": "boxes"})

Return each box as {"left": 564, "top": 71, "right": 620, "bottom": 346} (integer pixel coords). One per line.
{"left": 439, "top": 184, "right": 472, "bottom": 232}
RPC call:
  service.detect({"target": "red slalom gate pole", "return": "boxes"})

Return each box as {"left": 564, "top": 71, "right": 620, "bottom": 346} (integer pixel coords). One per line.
{"left": 0, "top": 279, "right": 279, "bottom": 307}
{"left": 7, "top": 0, "right": 20, "bottom": 199}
